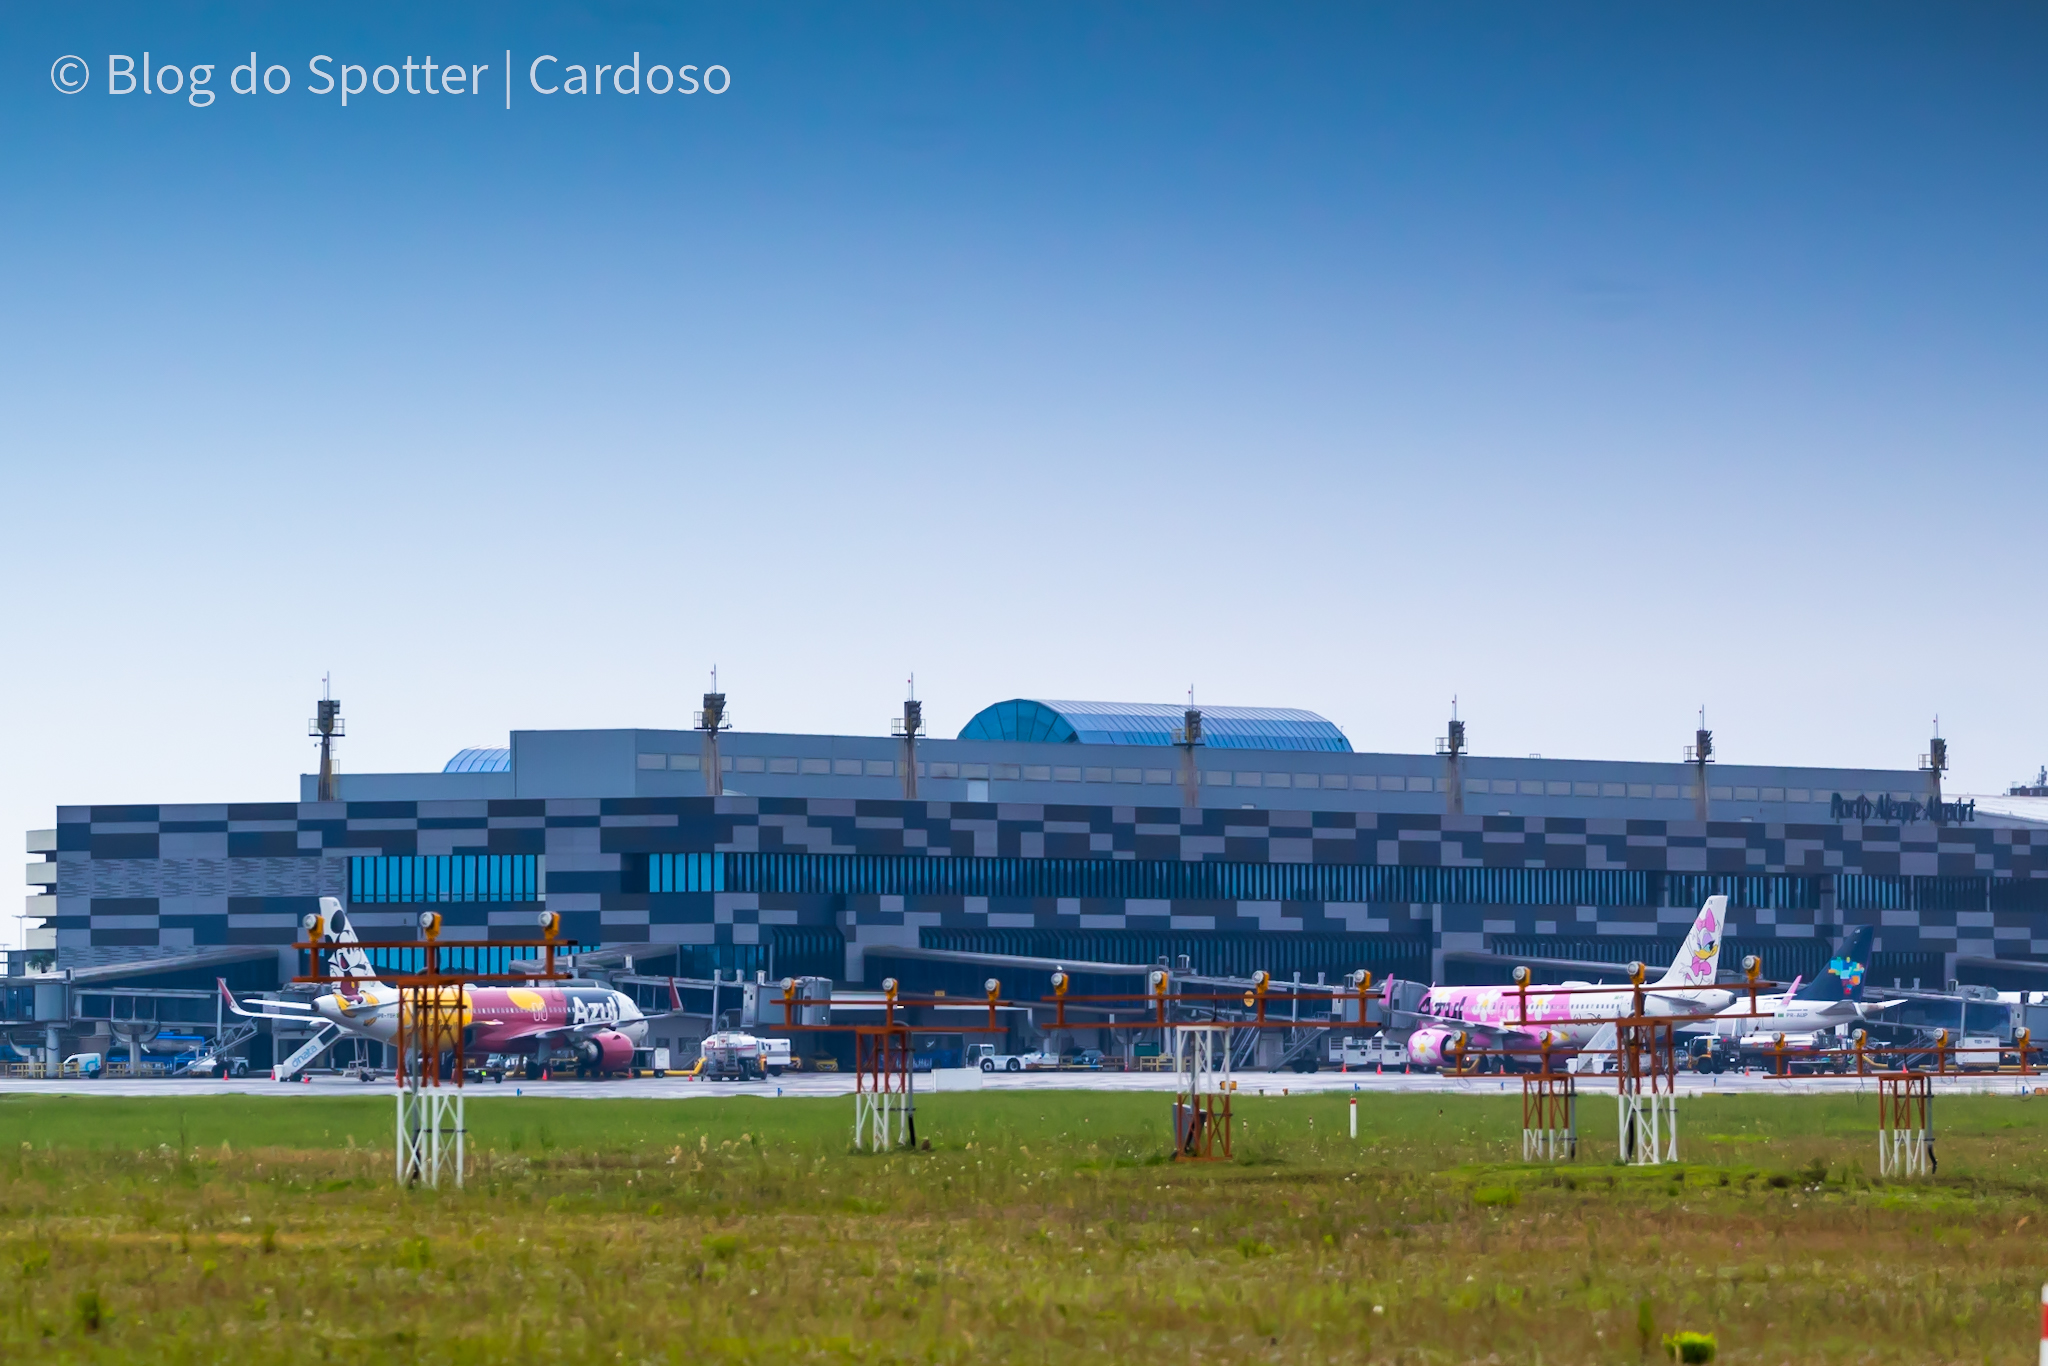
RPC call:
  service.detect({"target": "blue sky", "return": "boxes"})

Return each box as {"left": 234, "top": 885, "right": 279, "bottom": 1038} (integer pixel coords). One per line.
{"left": 4, "top": 3, "right": 2045, "bottom": 937}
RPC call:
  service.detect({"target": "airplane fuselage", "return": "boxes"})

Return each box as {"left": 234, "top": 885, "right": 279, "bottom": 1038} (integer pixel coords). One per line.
{"left": 1689, "top": 994, "right": 1869, "bottom": 1038}
{"left": 313, "top": 983, "right": 648, "bottom": 1052}
{"left": 1415, "top": 982, "right": 1736, "bottom": 1049}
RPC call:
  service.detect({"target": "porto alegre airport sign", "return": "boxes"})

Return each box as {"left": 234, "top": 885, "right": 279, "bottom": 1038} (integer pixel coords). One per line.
{"left": 1830, "top": 793, "right": 1977, "bottom": 824}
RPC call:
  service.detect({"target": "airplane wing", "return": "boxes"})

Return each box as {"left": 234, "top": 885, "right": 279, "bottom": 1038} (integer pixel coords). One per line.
{"left": 1643, "top": 986, "right": 1736, "bottom": 1002}
{"left": 219, "top": 978, "right": 316, "bottom": 1020}
{"left": 484, "top": 1018, "right": 625, "bottom": 1045}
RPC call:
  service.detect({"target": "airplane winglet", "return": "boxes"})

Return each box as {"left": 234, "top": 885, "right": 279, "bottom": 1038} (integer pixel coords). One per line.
{"left": 669, "top": 977, "right": 683, "bottom": 1013}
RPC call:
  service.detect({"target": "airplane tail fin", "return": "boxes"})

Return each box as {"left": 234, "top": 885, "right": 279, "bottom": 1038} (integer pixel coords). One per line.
{"left": 317, "top": 896, "right": 383, "bottom": 983}
{"left": 1657, "top": 895, "right": 1728, "bottom": 987}
{"left": 1821, "top": 924, "right": 1873, "bottom": 1002}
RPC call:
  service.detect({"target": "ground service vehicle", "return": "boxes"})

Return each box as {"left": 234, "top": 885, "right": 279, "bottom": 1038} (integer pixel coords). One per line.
{"left": 1954, "top": 1035, "right": 2005, "bottom": 1070}
{"left": 1339, "top": 1035, "right": 1402, "bottom": 1069}
{"left": 974, "top": 1043, "right": 1035, "bottom": 1072}
{"left": 699, "top": 1031, "right": 791, "bottom": 1078}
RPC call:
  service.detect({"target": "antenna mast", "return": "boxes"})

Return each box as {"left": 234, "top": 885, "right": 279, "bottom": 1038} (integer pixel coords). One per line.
{"left": 1686, "top": 706, "right": 1714, "bottom": 824}
{"left": 310, "top": 676, "right": 345, "bottom": 803}
{"left": 894, "top": 673, "right": 925, "bottom": 800}
{"left": 1436, "top": 696, "right": 1466, "bottom": 816}
{"left": 695, "top": 666, "right": 730, "bottom": 799}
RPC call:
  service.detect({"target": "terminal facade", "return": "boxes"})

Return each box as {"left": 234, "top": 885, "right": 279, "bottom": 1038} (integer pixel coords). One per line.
{"left": 21, "top": 699, "right": 2047, "bottom": 1052}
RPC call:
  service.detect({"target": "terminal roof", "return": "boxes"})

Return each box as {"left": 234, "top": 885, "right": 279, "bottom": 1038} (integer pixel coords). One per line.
{"left": 443, "top": 747, "right": 511, "bottom": 773}
{"left": 955, "top": 699, "right": 1351, "bottom": 752}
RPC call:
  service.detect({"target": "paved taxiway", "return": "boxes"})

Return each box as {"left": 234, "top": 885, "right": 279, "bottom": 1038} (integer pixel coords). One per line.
{"left": 2, "top": 1069, "right": 2040, "bottom": 1100}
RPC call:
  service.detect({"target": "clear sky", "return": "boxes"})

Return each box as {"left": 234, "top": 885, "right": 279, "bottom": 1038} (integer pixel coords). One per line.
{"left": 5, "top": 3, "right": 2045, "bottom": 944}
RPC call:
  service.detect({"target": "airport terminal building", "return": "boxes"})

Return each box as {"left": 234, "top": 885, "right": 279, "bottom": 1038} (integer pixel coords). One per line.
{"left": 20, "top": 697, "right": 2048, "bottom": 1060}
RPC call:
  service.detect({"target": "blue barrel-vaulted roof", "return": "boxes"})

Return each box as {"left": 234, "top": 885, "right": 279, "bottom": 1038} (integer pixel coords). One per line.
{"left": 956, "top": 700, "right": 1351, "bottom": 752}
{"left": 443, "top": 747, "right": 511, "bottom": 773}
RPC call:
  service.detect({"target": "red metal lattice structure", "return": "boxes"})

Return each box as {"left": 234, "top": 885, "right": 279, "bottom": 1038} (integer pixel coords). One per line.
{"left": 1877, "top": 1067, "right": 1935, "bottom": 1177}
{"left": 763, "top": 967, "right": 1382, "bottom": 1157}
{"left": 1024, "top": 966, "right": 1380, "bottom": 1162}
{"left": 769, "top": 975, "right": 1013, "bottom": 1150}
{"left": 1520, "top": 1037, "right": 1577, "bottom": 1161}
{"left": 288, "top": 908, "right": 580, "bottom": 1187}
{"left": 289, "top": 908, "right": 579, "bottom": 1086}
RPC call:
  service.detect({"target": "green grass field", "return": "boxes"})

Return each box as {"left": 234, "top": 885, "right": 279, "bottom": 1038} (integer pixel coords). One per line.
{"left": 1, "top": 1087, "right": 2044, "bottom": 1363}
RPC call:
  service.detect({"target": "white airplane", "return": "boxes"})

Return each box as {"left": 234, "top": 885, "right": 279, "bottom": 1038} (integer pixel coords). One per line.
{"left": 1400, "top": 898, "right": 1736, "bottom": 1070}
{"left": 1683, "top": 926, "right": 1899, "bottom": 1039}
{"left": 223, "top": 897, "right": 663, "bottom": 1078}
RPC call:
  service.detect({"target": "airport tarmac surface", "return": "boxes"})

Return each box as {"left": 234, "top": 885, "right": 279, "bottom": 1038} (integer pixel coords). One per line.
{"left": 2, "top": 1068, "right": 2041, "bottom": 1100}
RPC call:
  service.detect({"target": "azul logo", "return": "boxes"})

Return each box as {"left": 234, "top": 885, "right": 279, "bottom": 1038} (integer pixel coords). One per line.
{"left": 1831, "top": 793, "right": 1976, "bottom": 824}
{"left": 569, "top": 994, "right": 623, "bottom": 1026}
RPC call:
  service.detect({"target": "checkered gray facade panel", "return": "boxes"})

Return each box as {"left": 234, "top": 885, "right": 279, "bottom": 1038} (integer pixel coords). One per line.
{"left": 44, "top": 798, "right": 2048, "bottom": 961}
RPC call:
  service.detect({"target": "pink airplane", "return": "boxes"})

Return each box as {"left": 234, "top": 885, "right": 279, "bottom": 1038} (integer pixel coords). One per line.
{"left": 1400, "top": 896, "right": 1734, "bottom": 1071}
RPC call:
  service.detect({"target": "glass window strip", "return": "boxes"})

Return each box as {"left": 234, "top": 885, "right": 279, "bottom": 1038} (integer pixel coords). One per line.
{"left": 347, "top": 855, "right": 543, "bottom": 904}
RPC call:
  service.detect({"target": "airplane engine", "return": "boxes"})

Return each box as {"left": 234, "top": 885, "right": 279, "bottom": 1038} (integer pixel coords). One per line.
{"left": 578, "top": 1030, "right": 637, "bottom": 1076}
{"left": 1406, "top": 1027, "right": 1463, "bottom": 1069}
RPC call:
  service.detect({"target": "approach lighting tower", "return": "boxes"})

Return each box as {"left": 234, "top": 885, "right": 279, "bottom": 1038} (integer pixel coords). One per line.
{"left": 1921, "top": 718, "right": 1948, "bottom": 823}
{"left": 1685, "top": 707, "right": 1713, "bottom": 823}
{"left": 695, "top": 667, "right": 730, "bottom": 798}
{"left": 892, "top": 675, "right": 925, "bottom": 799}
{"left": 310, "top": 678, "right": 344, "bottom": 803}
{"left": 1436, "top": 698, "right": 1466, "bottom": 816}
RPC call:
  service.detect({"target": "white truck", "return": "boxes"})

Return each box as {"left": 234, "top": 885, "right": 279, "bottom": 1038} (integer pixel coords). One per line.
{"left": 973, "top": 1043, "right": 1058, "bottom": 1072}
{"left": 699, "top": 1032, "right": 792, "bottom": 1079}
{"left": 1954, "top": 1035, "right": 2005, "bottom": 1071}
